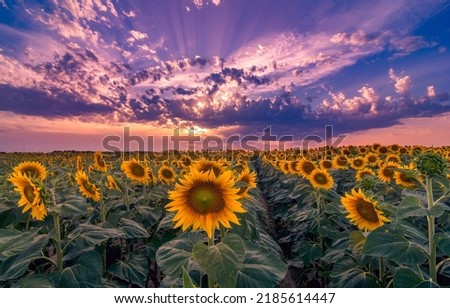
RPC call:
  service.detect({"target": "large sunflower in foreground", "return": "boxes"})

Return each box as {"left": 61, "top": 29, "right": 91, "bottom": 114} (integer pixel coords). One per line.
{"left": 121, "top": 158, "right": 150, "bottom": 184}
{"left": 13, "top": 161, "right": 48, "bottom": 181}
{"left": 308, "top": 169, "right": 334, "bottom": 190}
{"left": 75, "top": 171, "right": 101, "bottom": 202}
{"left": 8, "top": 173, "right": 47, "bottom": 220}
{"left": 166, "top": 168, "right": 245, "bottom": 238}
{"left": 235, "top": 166, "right": 257, "bottom": 198}
{"left": 341, "top": 188, "right": 390, "bottom": 232}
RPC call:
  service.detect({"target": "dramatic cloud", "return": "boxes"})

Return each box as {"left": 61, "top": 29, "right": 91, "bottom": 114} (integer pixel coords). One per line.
{"left": 0, "top": 0, "right": 449, "bottom": 147}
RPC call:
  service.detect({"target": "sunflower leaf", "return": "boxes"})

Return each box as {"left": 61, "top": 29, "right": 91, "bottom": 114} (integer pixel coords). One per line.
{"left": 362, "top": 226, "right": 428, "bottom": 264}
{"left": 192, "top": 233, "right": 245, "bottom": 288}
{"left": 397, "top": 196, "right": 427, "bottom": 220}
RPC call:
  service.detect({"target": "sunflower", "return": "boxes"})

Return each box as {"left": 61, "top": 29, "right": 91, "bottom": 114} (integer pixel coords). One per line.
{"left": 377, "top": 146, "right": 389, "bottom": 155}
{"left": 180, "top": 156, "right": 192, "bottom": 169}
{"left": 121, "top": 159, "right": 150, "bottom": 184}
{"left": 320, "top": 159, "right": 333, "bottom": 170}
{"left": 350, "top": 157, "right": 366, "bottom": 170}
{"left": 389, "top": 144, "right": 400, "bottom": 152}
{"left": 158, "top": 166, "right": 177, "bottom": 184}
{"left": 166, "top": 168, "right": 245, "bottom": 238}
{"left": 364, "top": 153, "right": 379, "bottom": 167}
{"left": 192, "top": 158, "right": 225, "bottom": 177}
{"left": 288, "top": 160, "right": 299, "bottom": 173}
{"left": 235, "top": 166, "right": 257, "bottom": 198}
{"left": 12, "top": 161, "right": 47, "bottom": 181}
{"left": 386, "top": 154, "right": 401, "bottom": 164}
{"left": 75, "top": 171, "right": 101, "bottom": 202}
{"left": 280, "top": 161, "right": 290, "bottom": 174}
{"left": 355, "top": 168, "right": 376, "bottom": 181}
{"left": 393, "top": 165, "right": 420, "bottom": 189}
{"left": 76, "top": 155, "right": 84, "bottom": 172}
{"left": 105, "top": 175, "right": 121, "bottom": 191}
{"left": 333, "top": 155, "right": 348, "bottom": 169}
{"left": 93, "top": 151, "right": 108, "bottom": 172}
{"left": 297, "top": 158, "right": 316, "bottom": 177}
{"left": 8, "top": 173, "right": 47, "bottom": 220}
{"left": 378, "top": 162, "right": 400, "bottom": 183}
{"left": 341, "top": 188, "right": 390, "bottom": 231}
{"left": 308, "top": 169, "right": 334, "bottom": 190}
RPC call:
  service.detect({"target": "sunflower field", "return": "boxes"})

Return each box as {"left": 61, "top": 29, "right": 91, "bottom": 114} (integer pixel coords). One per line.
{"left": 0, "top": 144, "right": 449, "bottom": 288}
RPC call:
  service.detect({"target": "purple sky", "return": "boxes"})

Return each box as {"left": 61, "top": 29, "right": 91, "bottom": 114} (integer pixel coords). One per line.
{"left": 1, "top": 0, "right": 450, "bottom": 151}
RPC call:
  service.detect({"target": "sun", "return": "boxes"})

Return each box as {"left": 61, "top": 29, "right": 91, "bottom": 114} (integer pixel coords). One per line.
{"left": 166, "top": 168, "right": 245, "bottom": 239}
{"left": 308, "top": 169, "right": 334, "bottom": 190}
{"left": 121, "top": 158, "right": 150, "bottom": 184}
{"left": 8, "top": 173, "right": 47, "bottom": 220}
{"left": 341, "top": 188, "right": 390, "bottom": 232}
{"left": 13, "top": 161, "right": 48, "bottom": 181}
{"left": 75, "top": 171, "right": 101, "bottom": 202}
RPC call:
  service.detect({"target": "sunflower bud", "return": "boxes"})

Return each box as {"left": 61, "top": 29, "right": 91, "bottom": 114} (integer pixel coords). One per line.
{"left": 416, "top": 152, "right": 447, "bottom": 177}
{"left": 360, "top": 177, "right": 376, "bottom": 191}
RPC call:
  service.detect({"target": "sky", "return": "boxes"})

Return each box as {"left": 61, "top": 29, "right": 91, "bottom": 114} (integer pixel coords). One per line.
{"left": 0, "top": 0, "right": 450, "bottom": 151}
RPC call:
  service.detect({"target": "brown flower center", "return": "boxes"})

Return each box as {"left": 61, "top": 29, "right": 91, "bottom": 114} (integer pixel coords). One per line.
{"left": 355, "top": 198, "right": 379, "bottom": 223}
{"left": 188, "top": 184, "right": 224, "bottom": 214}
{"left": 382, "top": 166, "right": 395, "bottom": 178}
{"left": 161, "top": 168, "right": 174, "bottom": 179}
{"left": 131, "top": 163, "right": 145, "bottom": 177}
{"left": 24, "top": 185, "right": 36, "bottom": 204}
{"left": 301, "top": 162, "right": 315, "bottom": 174}
{"left": 82, "top": 179, "right": 96, "bottom": 195}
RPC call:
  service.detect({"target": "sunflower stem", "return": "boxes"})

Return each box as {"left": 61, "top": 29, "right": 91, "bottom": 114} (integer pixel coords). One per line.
{"left": 100, "top": 198, "right": 106, "bottom": 223}
{"left": 425, "top": 176, "right": 437, "bottom": 283}
{"left": 378, "top": 256, "right": 385, "bottom": 287}
{"left": 25, "top": 213, "right": 31, "bottom": 232}
{"left": 52, "top": 211, "right": 63, "bottom": 272}
{"left": 207, "top": 236, "right": 215, "bottom": 288}
{"left": 124, "top": 181, "right": 130, "bottom": 212}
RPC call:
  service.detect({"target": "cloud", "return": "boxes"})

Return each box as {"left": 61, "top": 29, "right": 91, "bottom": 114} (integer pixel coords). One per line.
{"left": 127, "top": 30, "right": 149, "bottom": 44}
{"left": 0, "top": 84, "right": 115, "bottom": 117}
{"left": 427, "top": 85, "right": 436, "bottom": 98}
{"left": 389, "top": 68, "right": 412, "bottom": 95}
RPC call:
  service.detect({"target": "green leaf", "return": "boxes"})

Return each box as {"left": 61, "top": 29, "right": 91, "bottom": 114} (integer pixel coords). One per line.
{"left": 439, "top": 261, "right": 450, "bottom": 278}
{"left": 56, "top": 195, "right": 88, "bottom": 218}
{"left": 435, "top": 233, "right": 450, "bottom": 255}
{"left": 0, "top": 229, "right": 36, "bottom": 260}
{"left": 68, "top": 224, "right": 125, "bottom": 247}
{"left": 331, "top": 256, "right": 379, "bottom": 287}
{"left": 108, "top": 254, "right": 149, "bottom": 287}
{"left": 157, "top": 212, "right": 175, "bottom": 231}
{"left": 363, "top": 226, "right": 428, "bottom": 264}
{"left": 0, "top": 234, "right": 48, "bottom": 281}
{"left": 20, "top": 274, "right": 54, "bottom": 288}
{"left": 156, "top": 232, "right": 204, "bottom": 278}
{"left": 55, "top": 250, "right": 103, "bottom": 287}
{"left": 182, "top": 267, "right": 196, "bottom": 288}
{"left": 236, "top": 241, "right": 288, "bottom": 288}
{"left": 428, "top": 205, "right": 445, "bottom": 218}
{"left": 397, "top": 196, "right": 426, "bottom": 220}
{"left": 349, "top": 231, "right": 366, "bottom": 253}
{"left": 120, "top": 218, "right": 150, "bottom": 239}
{"left": 192, "top": 233, "right": 245, "bottom": 288}
{"left": 393, "top": 268, "right": 423, "bottom": 287}
{"left": 297, "top": 241, "right": 322, "bottom": 266}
